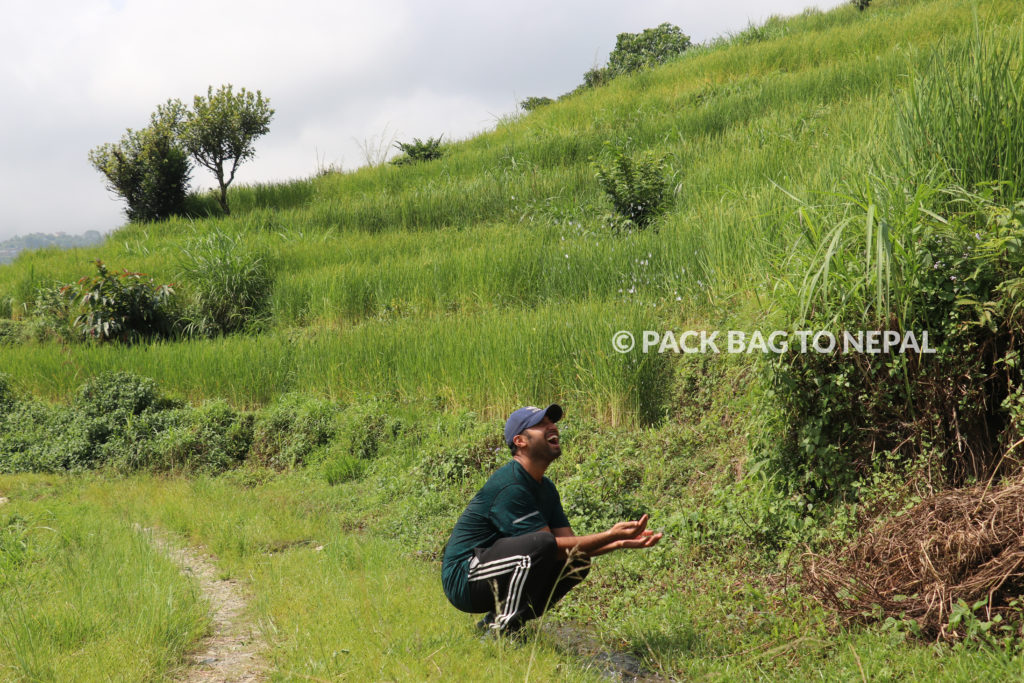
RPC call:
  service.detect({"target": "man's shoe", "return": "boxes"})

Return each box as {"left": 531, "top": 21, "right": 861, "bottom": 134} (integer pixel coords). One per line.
{"left": 475, "top": 611, "right": 496, "bottom": 633}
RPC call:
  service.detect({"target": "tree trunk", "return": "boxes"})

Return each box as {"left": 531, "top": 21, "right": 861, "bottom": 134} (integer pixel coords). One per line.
{"left": 219, "top": 183, "right": 230, "bottom": 215}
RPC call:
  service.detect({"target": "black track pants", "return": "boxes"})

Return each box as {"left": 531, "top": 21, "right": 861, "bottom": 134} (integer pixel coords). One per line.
{"left": 466, "top": 530, "right": 590, "bottom": 631}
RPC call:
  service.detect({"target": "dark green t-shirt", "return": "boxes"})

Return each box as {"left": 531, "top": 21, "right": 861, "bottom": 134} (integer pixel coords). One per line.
{"left": 441, "top": 459, "right": 571, "bottom": 612}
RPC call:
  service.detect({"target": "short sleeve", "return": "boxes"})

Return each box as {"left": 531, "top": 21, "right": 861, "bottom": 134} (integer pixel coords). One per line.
{"left": 489, "top": 484, "right": 548, "bottom": 535}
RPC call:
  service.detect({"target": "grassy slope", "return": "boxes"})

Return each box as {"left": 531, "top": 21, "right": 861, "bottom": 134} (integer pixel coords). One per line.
{"left": 4, "top": 0, "right": 1024, "bottom": 680}
{"left": 3, "top": 0, "right": 1019, "bottom": 420}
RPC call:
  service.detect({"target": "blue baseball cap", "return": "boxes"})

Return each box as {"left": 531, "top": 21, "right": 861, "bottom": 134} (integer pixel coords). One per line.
{"left": 504, "top": 404, "right": 563, "bottom": 450}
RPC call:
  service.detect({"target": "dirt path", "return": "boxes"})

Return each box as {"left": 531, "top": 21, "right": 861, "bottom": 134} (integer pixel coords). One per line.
{"left": 137, "top": 525, "right": 268, "bottom": 682}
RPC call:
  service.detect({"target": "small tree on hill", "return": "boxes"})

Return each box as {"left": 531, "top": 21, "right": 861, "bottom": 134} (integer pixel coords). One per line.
{"left": 391, "top": 136, "right": 444, "bottom": 165}
{"left": 88, "top": 110, "right": 191, "bottom": 222}
{"left": 607, "top": 23, "right": 691, "bottom": 77}
{"left": 174, "top": 85, "right": 274, "bottom": 216}
{"left": 520, "top": 96, "right": 554, "bottom": 112}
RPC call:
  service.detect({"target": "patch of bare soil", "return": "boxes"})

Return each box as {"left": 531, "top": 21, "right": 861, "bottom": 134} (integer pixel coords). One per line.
{"left": 137, "top": 525, "right": 268, "bottom": 682}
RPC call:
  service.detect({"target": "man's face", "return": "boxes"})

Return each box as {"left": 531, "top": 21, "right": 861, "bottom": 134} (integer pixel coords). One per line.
{"left": 515, "top": 416, "right": 561, "bottom": 461}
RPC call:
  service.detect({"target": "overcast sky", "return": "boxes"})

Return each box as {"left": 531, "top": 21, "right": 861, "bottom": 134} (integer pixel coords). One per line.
{"left": 0, "top": 0, "right": 847, "bottom": 241}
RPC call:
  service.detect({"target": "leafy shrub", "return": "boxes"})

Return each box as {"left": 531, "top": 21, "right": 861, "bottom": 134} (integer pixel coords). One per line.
{"left": 31, "top": 261, "right": 176, "bottom": 344}
{"left": 558, "top": 434, "right": 646, "bottom": 531}
{"left": 391, "top": 136, "right": 444, "bottom": 165}
{"left": 71, "top": 261, "right": 176, "bottom": 343}
{"left": 88, "top": 118, "right": 191, "bottom": 222}
{"left": 853, "top": 0, "right": 871, "bottom": 10}
{"left": 0, "top": 372, "right": 255, "bottom": 475}
{"left": 582, "top": 66, "right": 613, "bottom": 89}
{"left": 0, "top": 320, "right": 26, "bottom": 346}
{"left": 0, "top": 400, "right": 99, "bottom": 473}
{"left": 176, "top": 229, "right": 272, "bottom": 337}
{"left": 520, "top": 96, "right": 554, "bottom": 112}
{"left": 335, "top": 399, "right": 405, "bottom": 461}
{"left": 766, "top": 185, "right": 1024, "bottom": 503}
{"left": 607, "top": 23, "right": 690, "bottom": 77}
{"left": 29, "top": 282, "right": 78, "bottom": 342}
{"left": 0, "top": 373, "right": 15, "bottom": 412}
{"left": 251, "top": 394, "right": 340, "bottom": 468}
{"left": 77, "top": 371, "right": 168, "bottom": 418}
{"left": 140, "top": 400, "right": 252, "bottom": 474}
{"left": 416, "top": 411, "right": 504, "bottom": 489}
{"left": 593, "top": 146, "right": 672, "bottom": 229}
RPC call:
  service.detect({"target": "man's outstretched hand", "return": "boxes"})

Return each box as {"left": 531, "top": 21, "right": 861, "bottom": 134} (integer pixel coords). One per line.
{"left": 594, "top": 514, "right": 663, "bottom": 555}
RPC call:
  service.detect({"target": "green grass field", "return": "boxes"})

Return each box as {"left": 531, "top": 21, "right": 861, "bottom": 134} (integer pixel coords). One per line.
{"left": 4, "top": 0, "right": 1024, "bottom": 680}
{"left": 2, "top": 0, "right": 1018, "bottom": 419}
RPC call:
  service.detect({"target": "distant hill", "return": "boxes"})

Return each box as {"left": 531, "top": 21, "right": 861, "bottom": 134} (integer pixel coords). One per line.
{"left": 0, "top": 230, "right": 105, "bottom": 264}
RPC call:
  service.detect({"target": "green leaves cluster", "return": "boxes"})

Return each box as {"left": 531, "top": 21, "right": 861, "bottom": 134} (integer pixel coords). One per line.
{"left": 34, "top": 260, "right": 175, "bottom": 344}
{"left": 767, "top": 185, "right": 1024, "bottom": 504}
{"left": 607, "top": 22, "right": 691, "bottom": 77}
{"left": 87, "top": 114, "right": 190, "bottom": 222}
{"left": 391, "top": 136, "right": 444, "bottom": 165}
{"left": 519, "top": 96, "right": 554, "bottom": 112}
{"left": 593, "top": 145, "right": 672, "bottom": 229}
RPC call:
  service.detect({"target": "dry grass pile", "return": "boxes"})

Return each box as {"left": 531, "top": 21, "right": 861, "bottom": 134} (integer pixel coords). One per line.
{"left": 803, "top": 476, "right": 1024, "bottom": 640}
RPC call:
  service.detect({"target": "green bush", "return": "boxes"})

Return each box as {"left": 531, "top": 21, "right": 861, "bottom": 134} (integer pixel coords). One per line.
{"left": 251, "top": 394, "right": 340, "bottom": 468}
{"left": 391, "top": 136, "right": 444, "bottom": 165}
{"left": 766, "top": 185, "right": 1024, "bottom": 503}
{"left": 0, "top": 320, "right": 26, "bottom": 346}
{"left": 71, "top": 261, "right": 176, "bottom": 343}
{"left": 0, "top": 372, "right": 254, "bottom": 474}
{"left": 31, "top": 261, "right": 176, "bottom": 344}
{"left": 29, "top": 282, "right": 78, "bottom": 342}
{"left": 607, "top": 23, "right": 691, "bottom": 77}
{"left": 144, "top": 400, "right": 252, "bottom": 474}
{"left": 0, "top": 373, "right": 15, "bottom": 412}
{"left": 88, "top": 118, "right": 191, "bottom": 222}
{"left": 520, "top": 96, "right": 554, "bottom": 112}
{"left": 0, "top": 400, "right": 99, "bottom": 473}
{"left": 416, "top": 411, "right": 504, "bottom": 489}
{"left": 176, "top": 229, "right": 273, "bottom": 337}
{"left": 593, "top": 146, "right": 672, "bottom": 229}
{"left": 334, "top": 399, "right": 404, "bottom": 461}
{"left": 582, "top": 66, "right": 613, "bottom": 89}
{"left": 77, "top": 371, "right": 168, "bottom": 418}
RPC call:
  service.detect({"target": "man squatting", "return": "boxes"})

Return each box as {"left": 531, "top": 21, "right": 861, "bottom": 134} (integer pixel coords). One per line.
{"left": 441, "top": 404, "right": 662, "bottom": 634}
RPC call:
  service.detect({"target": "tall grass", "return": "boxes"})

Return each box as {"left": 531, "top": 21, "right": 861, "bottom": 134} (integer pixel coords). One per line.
{"left": 0, "top": 475, "right": 207, "bottom": 681}
{"left": 894, "top": 20, "right": 1024, "bottom": 199}
{"left": 0, "top": 301, "right": 668, "bottom": 424}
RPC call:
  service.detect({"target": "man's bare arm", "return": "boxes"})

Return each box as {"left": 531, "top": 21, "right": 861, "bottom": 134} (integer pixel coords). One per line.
{"left": 540, "top": 514, "right": 662, "bottom": 558}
